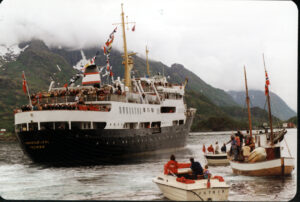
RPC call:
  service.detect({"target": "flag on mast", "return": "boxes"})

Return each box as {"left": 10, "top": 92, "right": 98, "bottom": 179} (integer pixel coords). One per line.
{"left": 265, "top": 71, "right": 270, "bottom": 86}
{"left": 265, "top": 70, "right": 270, "bottom": 95}
{"left": 22, "top": 72, "right": 27, "bottom": 94}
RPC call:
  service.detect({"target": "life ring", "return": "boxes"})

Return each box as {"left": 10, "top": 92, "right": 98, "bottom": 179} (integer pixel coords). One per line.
{"left": 32, "top": 98, "right": 37, "bottom": 106}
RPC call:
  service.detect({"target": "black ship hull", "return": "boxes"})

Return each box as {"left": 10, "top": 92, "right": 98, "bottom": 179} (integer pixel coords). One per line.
{"left": 16, "top": 116, "right": 194, "bottom": 165}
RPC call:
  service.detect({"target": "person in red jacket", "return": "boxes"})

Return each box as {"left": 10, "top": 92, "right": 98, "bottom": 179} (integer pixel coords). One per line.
{"left": 164, "top": 154, "right": 190, "bottom": 176}
{"left": 207, "top": 144, "right": 214, "bottom": 154}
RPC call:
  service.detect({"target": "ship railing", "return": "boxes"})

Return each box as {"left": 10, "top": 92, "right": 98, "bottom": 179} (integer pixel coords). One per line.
{"left": 33, "top": 94, "right": 127, "bottom": 105}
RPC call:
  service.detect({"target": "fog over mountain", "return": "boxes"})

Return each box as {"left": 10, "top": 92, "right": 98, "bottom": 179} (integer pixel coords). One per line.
{"left": 0, "top": 0, "right": 297, "bottom": 112}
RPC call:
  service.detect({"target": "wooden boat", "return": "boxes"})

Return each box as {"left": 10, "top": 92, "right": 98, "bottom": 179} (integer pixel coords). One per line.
{"left": 229, "top": 62, "right": 294, "bottom": 176}
{"left": 204, "top": 153, "right": 229, "bottom": 166}
{"left": 230, "top": 155, "right": 294, "bottom": 176}
{"left": 153, "top": 168, "right": 230, "bottom": 201}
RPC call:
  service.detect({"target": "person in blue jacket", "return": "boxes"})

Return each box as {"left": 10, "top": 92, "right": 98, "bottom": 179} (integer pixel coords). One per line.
{"left": 189, "top": 157, "right": 203, "bottom": 179}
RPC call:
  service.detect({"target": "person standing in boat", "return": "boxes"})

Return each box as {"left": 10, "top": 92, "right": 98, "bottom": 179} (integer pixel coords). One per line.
{"left": 164, "top": 154, "right": 190, "bottom": 176}
{"left": 189, "top": 157, "right": 203, "bottom": 180}
{"left": 235, "top": 133, "right": 241, "bottom": 160}
{"left": 237, "top": 131, "right": 244, "bottom": 148}
{"left": 227, "top": 135, "right": 238, "bottom": 160}
{"left": 245, "top": 135, "right": 255, "bottom": 152}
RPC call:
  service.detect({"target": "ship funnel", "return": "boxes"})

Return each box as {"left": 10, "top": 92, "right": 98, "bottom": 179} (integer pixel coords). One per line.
{"left": 82, "top": 65, "right": 101, "bottom": 88}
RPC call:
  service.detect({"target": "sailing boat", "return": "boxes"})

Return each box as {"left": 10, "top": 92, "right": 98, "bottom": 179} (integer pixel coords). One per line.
{"left": 229, "top": 62, "right": 294, "bottom": 176}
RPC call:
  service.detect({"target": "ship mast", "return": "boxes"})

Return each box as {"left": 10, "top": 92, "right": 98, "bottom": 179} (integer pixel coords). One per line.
{"left": 146, "top": 46, "right": 150, "bottom": 77}
{"left": 263, "top": 54, "right": 274, "bottom": 145}
{"left": 244, "top": 66, "right": 253, "bottom": 138}
{"left": 121, "top": 4, "right": 130, "bottom": 88}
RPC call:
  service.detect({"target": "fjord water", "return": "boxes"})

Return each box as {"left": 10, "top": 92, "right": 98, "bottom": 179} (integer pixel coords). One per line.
{"left": 0, "top": 129, "right": 297, "bottom": 201}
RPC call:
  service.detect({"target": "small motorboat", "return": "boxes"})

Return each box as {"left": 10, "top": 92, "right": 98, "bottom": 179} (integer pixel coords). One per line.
{"left": 204, "top": 152, "right": 229, "bottom": 166}
{"left": 153, "top": 168, "right": 230, "bottom": 201}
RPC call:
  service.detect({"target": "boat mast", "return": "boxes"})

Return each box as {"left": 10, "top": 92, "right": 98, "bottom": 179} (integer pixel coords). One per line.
{"left": 146, "top": 46, "right": 150, "bottom": 77}
{"left": 263, "top": 54, "right": 274, "bottom": 145}
{"left": 120, "top": 4, "right": 131, "bottom": 88}
{"left": 244, "top": 66, "right": 253, "bottom": 138}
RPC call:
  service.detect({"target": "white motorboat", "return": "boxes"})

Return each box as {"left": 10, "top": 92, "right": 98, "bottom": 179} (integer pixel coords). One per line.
{"left": 153, "top": 171, "right": 230, "bottom": 201}
{"left": 204, "top": 153, "right": 229, "bottom": 166}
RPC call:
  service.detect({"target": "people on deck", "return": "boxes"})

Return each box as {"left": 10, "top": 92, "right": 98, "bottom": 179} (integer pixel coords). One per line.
{"left": 189, "top": 157, "right": 203, "bottom": 180}
{"left": 215, "top": 141, "right": 220, "bottom": 154}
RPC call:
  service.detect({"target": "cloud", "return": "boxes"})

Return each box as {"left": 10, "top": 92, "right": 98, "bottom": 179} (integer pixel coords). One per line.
{"left": 0, "top": 0, "right": 297, "bottom": 112}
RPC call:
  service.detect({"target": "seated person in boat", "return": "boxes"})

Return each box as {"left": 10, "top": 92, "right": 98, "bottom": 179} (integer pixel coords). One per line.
{"left": 221, "top": 143, "right": 226, "bottom": 153}
{"left": 215, "top": 141, "right": 220, "bottom": 154}
{"left": 189, "top": 157, "right": 203, "bottom": 180}
{"left": 207, "top": 144, "right": 214, "bottom": 154}
{"left": 203, "top": 165, "right": 211, "bottom": 179}
{"left": 164, "top": 154, "right": 190, "bottom": 176}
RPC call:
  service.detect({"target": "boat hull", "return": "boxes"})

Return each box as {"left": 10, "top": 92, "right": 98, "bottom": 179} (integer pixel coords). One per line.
{"left": 153, "top": 175, "right": 229, "bottom": 201}
{"left": 230, "top": 157, "right": 294, "bottom": 176}
{"left": 205, "top": 153, "right": 229, "bottom": 166}
{"left": 16, "top": 116, "right": 194, "bottom": 165}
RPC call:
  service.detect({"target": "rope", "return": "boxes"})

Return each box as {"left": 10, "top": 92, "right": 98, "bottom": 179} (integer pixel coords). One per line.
{"left": 189, "top": 190, "right": 204, "bottom": 201}
{"left": 284, "top": 138, "right": 292, "bottom": 157}
{"left": 169, "top": 171, "right": 204, "bottom": 201}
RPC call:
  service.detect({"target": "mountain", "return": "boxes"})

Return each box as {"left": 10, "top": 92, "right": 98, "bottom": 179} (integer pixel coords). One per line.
{"left": 228, "top": 90, "right": 296, "bottom": 121}
{"left": 0, "top": 44, "right": 29, "bottom": 69}
{"left": 0, "top": 40, "right": 76, "bottom": 131}
{"left": 0, "top": 39, "right": 287, "bottom": 132}
{"left": 51, "top": 46, "right": 238, "bottom": 107}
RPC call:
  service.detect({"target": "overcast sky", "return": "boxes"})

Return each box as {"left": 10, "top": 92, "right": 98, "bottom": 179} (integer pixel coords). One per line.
{"left": 0, "top": 0, "right": 297, "bottom": 112}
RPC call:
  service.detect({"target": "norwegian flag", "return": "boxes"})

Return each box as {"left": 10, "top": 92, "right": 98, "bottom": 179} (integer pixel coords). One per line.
{"left": 22, "top": 72, "right": 27, "bottom": 94}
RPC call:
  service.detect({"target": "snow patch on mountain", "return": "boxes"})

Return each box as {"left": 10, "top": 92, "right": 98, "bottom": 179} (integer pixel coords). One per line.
{"left": 0, "top": 44, "right": 29, "bottom": 63}
{"left": 73, "top": 50, "right": 90, "bottom": 71}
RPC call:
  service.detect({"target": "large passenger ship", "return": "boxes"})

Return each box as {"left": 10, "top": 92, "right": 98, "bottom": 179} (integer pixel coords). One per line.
{"left": 14, "top": 4, "right": 196, "bottom": 165}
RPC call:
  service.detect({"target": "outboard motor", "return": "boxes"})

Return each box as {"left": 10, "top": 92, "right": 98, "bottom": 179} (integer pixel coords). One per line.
{"left": 82, "top": 65, "right": 101, "bottom": 88}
